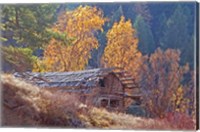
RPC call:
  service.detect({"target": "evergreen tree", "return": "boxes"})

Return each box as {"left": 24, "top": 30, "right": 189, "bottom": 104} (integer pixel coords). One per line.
{"left": 134, "top": 15, "right": 156, "bottom": 55}
{"left": 133, "top": 3, "right": 152, "bottom": 24}
{"left": 1, "top": 4, "right": 59, "bottom": 49}
{"left": 154, "top": 13, "right": 167, "bottom": 46}
{"left": 2, "top": 46, "right": 37, "bottom": 72}
{"left": 106, "top": 5, "right": 124, "bottom": 30}
{"left": 161, "top": 5, "right": 193, "bottom": 67}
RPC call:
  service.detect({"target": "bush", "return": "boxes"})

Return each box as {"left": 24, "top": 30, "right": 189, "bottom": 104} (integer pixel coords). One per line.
{"left": 126, "top": 104, "right": 146, "bottom": 117}
{"left": 165, "top": 112, "right": 196, "bottom": 130}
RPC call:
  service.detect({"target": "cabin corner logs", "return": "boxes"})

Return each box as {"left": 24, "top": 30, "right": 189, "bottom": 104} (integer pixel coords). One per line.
{"left": 14, "top": 67, "right": 141, "bottom": 112}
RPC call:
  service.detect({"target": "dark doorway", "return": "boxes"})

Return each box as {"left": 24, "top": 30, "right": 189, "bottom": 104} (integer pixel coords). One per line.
{"left": 101, "top": 99, "right": 108, "bottom": 107}
{"left": 110, "top": 99, "right": 119, "bottom": 108}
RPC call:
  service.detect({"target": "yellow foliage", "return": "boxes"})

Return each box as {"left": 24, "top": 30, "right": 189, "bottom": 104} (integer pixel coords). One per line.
{"left": 171, "top": 85, "right": 190, "bottom": 113}
{"left": 34, "top": 6, "right": 106, "bottom": 72}
{"left": 102, "top": 16, "right": 142, "bottom": 78}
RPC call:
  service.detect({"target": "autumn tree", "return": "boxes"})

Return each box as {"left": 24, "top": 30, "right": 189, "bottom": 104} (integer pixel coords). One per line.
{"left": 102, "top": 16, "right": 142, "bottom": 78}
{"left": 182, "top": 71, "right": 195, "bottom": 118}
{"left": 138, "top": 48, "right": 191, "bottom": 118}
{"left": 88, "top": 5, "right": 124, "bottom": 68}
{"left": 34, "top": 6, "right": 106, "bottom": 72}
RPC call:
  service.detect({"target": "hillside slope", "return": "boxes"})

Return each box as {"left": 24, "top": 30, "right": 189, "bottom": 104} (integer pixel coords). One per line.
{"left": 1, "top": 74, "right": 195, "bottom": 129}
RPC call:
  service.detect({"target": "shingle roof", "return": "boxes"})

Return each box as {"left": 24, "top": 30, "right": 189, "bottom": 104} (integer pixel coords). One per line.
{"left": 14, "top": 67, "right": 138, "bottom": 90}
{"left": 14, "top": 68, "right": 115, "bottom": 88}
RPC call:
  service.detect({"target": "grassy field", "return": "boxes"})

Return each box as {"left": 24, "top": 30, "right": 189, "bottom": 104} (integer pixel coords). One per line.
{"left": 1, "top": 74, "right": 196, "bottom": 130}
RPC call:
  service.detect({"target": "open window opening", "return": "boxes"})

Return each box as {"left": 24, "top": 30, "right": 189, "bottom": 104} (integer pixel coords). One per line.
{"left": 99, "top": 79, "right": 105, "bottom": 87}
{"left": 100, "top": 99, "right": 108, "bottom": 107}
{"left": 110, "top": 99, "right": 120, "bottom": 108}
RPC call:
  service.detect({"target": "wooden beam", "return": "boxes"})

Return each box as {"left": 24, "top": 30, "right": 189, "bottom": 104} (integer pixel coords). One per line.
{"left": 121, "top": 79, "right": 134, "bottom": 82}
{"left": 122, "top": 74, "right": 133, "bottom": 78}
{"left": 124, "top": 85, "right": 138, "bottom": 89}
{"left": 128, "top": 88, "right": 140, "bottom": 93}
{"left": 124, "top": 84, "right": 137, "bottom": 87}
{"left": 114, "top": 92, "right": 141, "bottom": 99}
{"left": 116, "top": 74, "right": 133, "bottom": 79}
{"left": 122, "top": 82, "right": 135, "bottom": 85}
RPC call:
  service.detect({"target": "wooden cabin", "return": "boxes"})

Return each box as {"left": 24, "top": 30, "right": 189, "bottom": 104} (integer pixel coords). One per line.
{"left": 14, "top": 67, "right": 141, "bottom": 112}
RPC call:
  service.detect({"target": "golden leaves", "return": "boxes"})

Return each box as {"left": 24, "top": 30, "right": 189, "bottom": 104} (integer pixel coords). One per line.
{"left": 102, "top": 16, "right": 142, "bottom": 77}
{"left": 34, "top": 6, "right": 106, "bottom": 72}
{"left": 171, "top": 85, "right": 190, "bottom": 113}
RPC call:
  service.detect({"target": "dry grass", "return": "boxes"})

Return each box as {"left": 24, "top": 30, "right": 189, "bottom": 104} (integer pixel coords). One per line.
{"left": 2, "top": 74, "right": 43, "bottom": 126}
{"left": 1, "top": 74, "right": 83, "bottom": 127}
{"left": 1, "top": 74, "right": 196, "bottom": 130}
{"left": 78, "top": 107, "right": 196, "bottom": 130}
{"left": 79, "top": 107, "right": 174, "bottom": 129}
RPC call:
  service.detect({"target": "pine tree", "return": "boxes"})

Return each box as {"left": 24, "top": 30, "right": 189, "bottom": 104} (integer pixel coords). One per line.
{"left": 2, "top": 46, "right": 37, "bottom": 72}
{"left": 161, "top": 5, "right": 193, "bottom": 67}
{"left": 134, "top": 15, "right": 156, "bottom": 55}
{"left": 133, "top": 3, "right": 152, "bottom": 24}
{"left": 1, "top": 4, "right": 59, "bottom": 49}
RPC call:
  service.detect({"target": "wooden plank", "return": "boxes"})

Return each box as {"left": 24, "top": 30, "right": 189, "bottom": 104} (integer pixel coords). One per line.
{"left": 124, "top": 84, "right": 137, "bottom": 87}
{"left": 114, "top": 92, "right": 141, "bottom": 99}
{"left": 122, "top": 82, "right": 135, "bottom": 85}
{"left": 122, "top": 75, "right": 133, "bottom": 78}
{"left": 116, "top": 75, "right": 133, "bottom": 79}
{"left": 127, "top": 88, "right": 140, "bottom": 93}
{"left": 120, "top": 77, "right": 134, "bottom": 81}
{"left": 124, "top": 85, "right": 138, "bottom": 89}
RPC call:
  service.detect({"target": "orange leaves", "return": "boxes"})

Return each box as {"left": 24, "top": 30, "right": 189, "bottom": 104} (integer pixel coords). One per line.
{"left": 172, "top": 86, "right": 190, "bottom": 113}
{"left": 102, "top": 16, "right": 142, "bottom": 78}
{"left": 139, "top": 48, "right": 191, "bottom": 118}
{"left": 107, "top": 16, "right": 134, "bottom": 40}
{"left": 60, "top": 5, "right": 106, "bottom": 36}
{"left": 34, "top": 6, "right": 106, "bottom": 72}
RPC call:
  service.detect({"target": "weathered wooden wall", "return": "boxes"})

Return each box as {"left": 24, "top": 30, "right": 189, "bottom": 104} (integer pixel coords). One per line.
{"left": 94, "top": 73, "right": 124, "bottom": 111}
{"left": 102, "top": 73, "right": 123, "bottom": 94}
